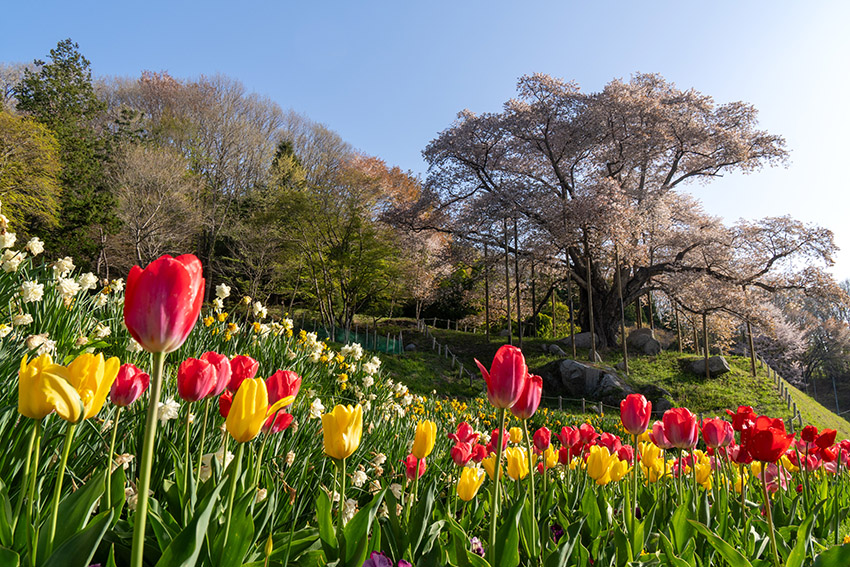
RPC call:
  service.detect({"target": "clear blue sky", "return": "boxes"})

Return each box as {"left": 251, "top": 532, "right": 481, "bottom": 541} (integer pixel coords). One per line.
{"left": 3, "top": 1, "right": 848, "bottom": 279}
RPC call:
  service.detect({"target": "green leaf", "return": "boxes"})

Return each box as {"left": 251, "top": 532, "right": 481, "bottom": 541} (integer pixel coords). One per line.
{"left": 543, "top": 519, "right": 583, "bottom": 567}
{"left": 154, "top": 480, "right": 225, "bottom": 567}
{"left": 0, "top": 546, "right": 18, "bottom": 567}
{"left": 657, "top": 531, "right": 692, "bottom": 567}
{"left": 316, "top": 489, "right": 338, "bottom": 560}
{"left": 214, "top": 493, "right": 255, "bottom": 567}
{"left": 493, "top": 499, "right": 524, "bottom": 567}
{"left": 580, "top": 487, "right": 601, "bottom": 539}
{"left": 0, "top": 480, "right": 13, "bottom": 548}
{"left": 37, "top": 472, "right": 104, "bottom": 558}
{"left": 42, "top": 510, "right": 113, "bottom": 567}
{"left": 671, "top": 498, "right": 694, "bottom": 555}
{"left": 519, "top": 494, "right": 541, "bottom": 559}
{"left": 612, "top": 523, "right": 631, "bottom": 567}
{"left": 814, "top": 543, "right": 850, "bottom": 567}
{"left": 409, "top": 480, "right": 437, "bottom": 560}
{"left": 105, "top": 545, "right": 117, "bottom": 567}
{"left": 688, "top": 519, "right": 754, "bottom": 567}
{"left": 786, "top": 504, "right": 820, "bottom": 567}
{"left": 342, "top": 487, "right": 387, "bottom": 567}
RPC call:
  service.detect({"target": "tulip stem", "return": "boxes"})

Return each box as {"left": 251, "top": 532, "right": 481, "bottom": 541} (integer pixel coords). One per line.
{"left": 762, "top": 465, "right": 780, "bottom": 567}
{"left": 105, "top": 407, "right": 123, "bottom": 509}
{"left": 183, "top": 404, "right": 193, "bottom": 500}
{"left": 835, "top": 448, "right": 841, "bottom": 546}
{"left": 691, "top": 448, "right": 699, "bottom": 515}
{"left": 223, "top": 442, "right": 244, "bottom": 550}
{"left": 336, "top": 457, "right": 346, "bottom": 534}
{"left": 14, "top": 421, "right": 38, "bottom": 532}
{"left": 632, "top": 434, "right": 639, "bottom": 554}
{"left": 488, "top": 408, "right": 507, "bottom": 565}
{"left": 25, "top": 421, "right": 42, "bottom": 567}
{"left": 521, "top": 420, "right": 538, "bottom": 564}
{"left": 131, "top": 350, "right": 166, "bottom": 567}
{"left": 196, "top": 398, "right": 210, "bottom": 479}
{"left": 46, "top": 422, "right": 76, "bottom": 558}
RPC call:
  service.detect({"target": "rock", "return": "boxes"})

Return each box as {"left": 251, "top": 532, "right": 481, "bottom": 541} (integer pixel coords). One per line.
{"left": 689, "top": 356, "right": 731, "bottom": 377}
{"left": 405, "top": 343, "right": 417, "bottom": 351}
{"left": 546, "top": 344, "right": 567, "bottom": 357}
{"left": 615, "top": 361, "right": 626, "bottom": 371}
{"left": 641, "top": 337, "right": 662, "bottom": 355}
{"left": 638, "top": 384, "right": 674, "bottom": 414}
{"left": 536, "top": 358, "right": 634, "bottom": 406}
{"left": 498, "top": 328, "right": 511, "bottom": 337}
{"left": 627, "top": 328, "right": 662, "bottom": 355}
{"left": 558, "top": 332, "right": 601, "bottom": 350}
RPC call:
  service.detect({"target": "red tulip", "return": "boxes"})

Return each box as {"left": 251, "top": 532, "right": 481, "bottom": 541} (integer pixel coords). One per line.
{"left": 558, "top": 446, "right": 572, "bottom": 465}
{"left": 662, "top": 408, "right": 699, "bottom": 449}
{"left": 177, "top": 358, "right": 217, "bottom": 402}
{"left": 702, "top": 417, "right": 734, "bottom": 449}
{"left": 199, "top": 351, "right": 231, "bottom": 398}
{"left": 578, "top": 423, "right": 598, "bottom": 445}
{"left": 402, "top": 454, "right": 426, "bottom": 480}
{"left": 617, "top": 445, "right": 635, "bottom": 465}
{"left": 262, "top": 412, "right": 294, "bottom": 434}
{"left": 451, "top": 442, "right": 473, "bottom": 466}
{"left": 745, "top": 415, "right": 795, "bottom": 463}
{"left": 448, "top": 422, "right": 479, "bottom": 445}
{"left": 650, "top": 420, "right": 675, "bottom": 450}
{"left": 486, "top": 428, "right": 509, "bottom": 456}
{"left": 229, "top": 355, "right": 259, "bottom": 393}
{"left": 511, "top": 374, "right": 542, "bottom": 420}
{"left": 110, "top": 363, "right": 150, "bottom": 407}
{"left": 124, "top": 254, "right": 204, "bottom": 353}
{"left": 471, "top": 443, "right": 488, "bottom": 463}
{"left": 597, "top": 432, "right": 622, "bottom": 454}
{"left": 801, "top": 425, "right": 818, "bottom": 444}
{"left": 620, "top": 394, "right": 652, "bottom": 435}
{"left": 218, "top": 391, "right": 233, "bottom": 418}
{"left": 728, "top": 441, "right": 753, "bottom": 465}
{"left": 816, "top": 429, "right": 837, "bottom": 450}
{"left": 266, "top": 370, "right": 302, "bottom": 406}
{"left": 474, "top": 345, "right": 528, "bottom": 409}
{"left": 557, "top": 426, "right": 579, "bottom": 447}
{"left": 725, "top": 406, "right": 756, "bottom": 432}
{"left": 533, "top": 426, "right": 551, "bottom": 452}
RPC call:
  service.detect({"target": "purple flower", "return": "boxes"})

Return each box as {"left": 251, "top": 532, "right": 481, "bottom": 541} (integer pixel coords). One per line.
{"left": 551, "top": 523, "right": 565, "bottom": 543}
{"left": 398, "top": 562, "right": 412, "bottom": 567}
{"left": 470, "top": 536, "right": 485, "bottom": 557}
{"left": 362, "top": 552, "right": 393, "bottom": 567}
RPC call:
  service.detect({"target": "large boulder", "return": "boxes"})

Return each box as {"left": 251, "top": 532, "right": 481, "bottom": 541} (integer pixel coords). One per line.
{"left": 627, "top": 328, "right": 662, "bottom": 355}
{"left": 638, "top": 384, "right": 674, "bottom": 414}
{"left": 544, "top": 344, "right": 567, "bottom": 357}
{"left": 558, "top": 332, "right": 601, "bottom": 350}
{"left": 537, "top": 359, "right": 634, "bottom": 406}
{"left": 689, "top": 356, "right": 731, "bottom": 377}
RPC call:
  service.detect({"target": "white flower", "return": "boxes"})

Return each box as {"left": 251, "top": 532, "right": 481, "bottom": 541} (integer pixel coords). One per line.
{"left": 378, "top": 502, "right": 389, "bottom": 518}
{"left": 20, "top": 281, "right": 44, "bottom": 304}
{"left": 351, "top": 470, "right": 368, "bottom": 488}
{"left": 282, "top": 318, "right": 293, "bottom": 331}
{"left": 111, "top": 278, "right": 125, "bottom": 293}
{"left": 93, "top": 323, "right": 111, "bottom": 339}
{"left": 157, "top": 399, "right": 180, "bottom": 423}
{"left": 52, "top": 256, "right": 75, "bottom": 278}
{"left": 369, "top": 480, "right": 381, "bottom": 494}
{"left": 363, "top": 360, "right": 380, "bottom": 376}
{"left": 94, "top": 294, "right": 108, "bottom": 308}
{"left": 252, "top": 301, "right": 267, "bottom": 319}
{"left": 0, "top": 232, "right": 16, "bottom": 249}
{"left": 341, "top": 343, "right": 364, "bottom": 361}
{"left": 125, "top": 486, "right": 138, "bottom": 511}
{"left": 402, "top": 394, "right": 413, "bottom": 407}
{"left": 0, "top": 324, "right": 11, "bottom": 338}
{"left": 342, "top": 498, "right": 358, "bottom": 525}
{"left": 13, "top": 313, "right": 33, "bottom": 326}
{"left": 372, "top": 453, "right": 387, "bottom": 467}
{"left": 78, "top": 272, "right": 99, "bottom": 291}
{"left": 26, "top": 333, "right": 48, "bottom": 350}
{"left": 37, "top": 338, "right": 56, "bottom": 356}
{"left": 285, "top": 451, "right": 296, "bottom": 467}
{"left": 26, "top": 237, "right": 44, "bottom": 256}
{"left": 363, "top": 375, "right": 374, "bottom": 388}
{"left": 255, "top": 488, "right": 268, "bottom": 503}
{"left": 242, "top": 295, "right": 252, "bottom": 305}
{"left": 215, "top": 283, "right": 231, "bottom": 299}
{"left": 309, "top": 398, "right": 325, "bottom": 419}
{"left": 57, "top": 277, "right": 81, "bottom": 299}
{"left": 2, "top": 250, "right": 25, "bottom": 273}
{"left": 213, "top": 298, "right": 224, "bottom": 311}
{"left": 126, "top": 338, "right": 143, "bottom": 353}
{"left": 389, "top": 483, "right": 403, "bottom": 499}
{"left": 111, "top": 453, "right": 134, "bottom": 473}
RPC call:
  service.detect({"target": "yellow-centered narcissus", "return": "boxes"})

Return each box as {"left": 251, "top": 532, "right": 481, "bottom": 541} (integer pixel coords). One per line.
{"left": 18, "top": 354, "right": 83, "bottom": 421}
{"left": 226, "top": 377, "right": 295, "bottom": 443}
{"left": 321, "top": 404, "right": 363, "bottom": 461}
{"left": 412, "top": 420, "right": 437, "bottom": 460}
{"left": 64, "top": 353, "right": 121, "bottom": 421}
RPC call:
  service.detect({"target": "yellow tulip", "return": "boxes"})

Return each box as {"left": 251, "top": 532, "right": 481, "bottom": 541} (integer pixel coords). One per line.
{"left": 694, "top": 460, "right": 712, "bottom": 490}
{"left": 412, "top": 420, "right": 437, "bottom": 459}
{"left": 509, "top": 426, "right": 523, "bottom": 444}
{"left": 321, "top": 404, "right": 363, "bottom": 460}
{"left": 225, "top": 378, "right": 295, "bottom": 444}
{"left": 65, "top": 353, "right": 120, "bottom": 420}
{"left": 586, "top": 445, "right": 614, "bottom": 485}
{"left": 505, "top": 447, "right": 529, "bottom": 481}
{"left": 542, "top": 445, "right": 558, "bottom": 469}
{"left": 481, "top": 454, "right": 502, "bottom": 480}
{"left": 608, "top": 458, "right": 631, "bottom": 483}
{"left": 457, "top": 467, "right": 486, "bottom": 501}
{"left": 18, "top": 354, "right": 83, "bottom": 421}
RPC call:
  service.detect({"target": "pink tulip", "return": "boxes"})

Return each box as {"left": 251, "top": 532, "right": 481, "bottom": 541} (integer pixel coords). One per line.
{"left": 474, "top": 345, "right": 528, "bottom": 409}
{"left": 650, "top": 420, "right": 675, "bottom": 450}
{"left": 662, "top": 408, "right": 699, "bottom": 449}
{"left": 448, "top": 422, "right": 479, "bottom": 445}
{"left": 451, "top": 442, "right": 473, "bottom": 466}
{"left": 511, "top": 374, "right": 542, "bottom": 420}
{"left": 124, "top": 254, "right": 204, "bottom": 353}
{"left": 701, "top": 417, "right": 734, "bottom": 448}
{"left": 176, "top": 358, "right": 217, "bottom": 402}
{"left": 266, "top": 370, "right": 301, "bottom": 406}
{"left": 620, "top": 393, "right": 652, "bottom": 435}
{"left": 199, "top": 351, "right": 231, "bottom": 398}
{"left": 110, "top": 363, "right": 150, "bottom": 407}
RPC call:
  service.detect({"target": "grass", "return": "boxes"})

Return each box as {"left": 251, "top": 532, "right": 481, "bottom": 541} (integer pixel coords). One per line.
{"left": 379, "top": 325, "right": 850, "bottom": 435}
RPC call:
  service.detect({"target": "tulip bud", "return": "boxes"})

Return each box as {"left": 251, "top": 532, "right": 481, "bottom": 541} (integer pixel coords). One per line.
{"left": 533, "top": 426, "right": 551, "bottom": 452}
{"left": 177, "top": 358, "right": 217, "bottom": 402}
{"left": 199, "top": 351, "right": 231, "bottom": 398}
{"left": 321, "top": 404, "right": 363, "bottom": 461}
{"left": 229, "top": 355, "right": 259, "bottom": 393}
{"left": 412, "top": 420, "right": 437, "bottom": 460}
{"left": 474, "top": 345, "right": 528, "bottom": 409}
{"left": 219, "top": 391, "right": 233, "bottom": 418}
{"left": 451, "top": 442, "right": 473, "bottom": 466}
{"left": 402, "top": 454, "right": 426, "bottom": 480}
{"left": 620, "top": 394, "right": 652, "bottom": 436}
{"left": 110, "top": 363, "right": 150, "bottom": 407}
{"left": 456, "top": 467, "right": 485, "bottom": 501}
{"left": 510, "top": 374, "right": 542, "bottom": 420}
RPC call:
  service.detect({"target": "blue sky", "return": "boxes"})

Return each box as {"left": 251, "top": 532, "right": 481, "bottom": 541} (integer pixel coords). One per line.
{"left": 3, "top": 1, "right": 848, "bottom": 279}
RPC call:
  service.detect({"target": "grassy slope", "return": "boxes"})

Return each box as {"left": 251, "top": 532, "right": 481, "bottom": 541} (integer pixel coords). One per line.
{"left": 379, "top": 325, "right": 850, "bottom": 435}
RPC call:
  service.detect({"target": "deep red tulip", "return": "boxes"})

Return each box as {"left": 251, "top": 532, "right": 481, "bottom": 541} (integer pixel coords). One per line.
{"left": 451, "top": 442, "right": 473, "bottom": 466}
{"left": 620, "top": 394, "right": 652, "bottom": 435}
{"left": 725, "top": 405, "right": 756, "bottom": 432}
{"left": 110, "top": 363, "right": 150, "bottom": 407}
{"left": 617, "top": 445, "right": 635, "bottom": 465}
{"left": 486, "top": 428, "right": 509, "bottom": 455}
{"left": 816, "top": 429, "right": 837, "bottom": 450}
{"left": 578, "top": 423, "right": 598, "bottom": 444}
{"left": 124, "top": 254, "right": 204, "bottom": 353}
{"left": 801, "top": 425, "right": 818, "bottom": 444}
{"left": 662, "top": 408, "right": 699, "bottom": 449}
{"left": 402, "top": 454, "right": 426, "bottom": 480}
{"left": 177, "top": 357, "right": 217, "bottom": 402}
{"left": 448, "top": 422, "right": 479, "bottom": 444}
{"left": 557, "top": 426, "right": 579, "bottom": 448}
{"left": 474, "top": 345, "right": 528, "bottom": 409}
{"left": 822, "top": 446, "right": 838, "bottom": 463}
{"left": 218, "top": 390, "right": 233, "bottom": 418}
{"left": 558, "top": 446, "right": 572, "bottom": 465}
{"left": 745, "top": 415, "right": 795, "bottom": 463}
{"left": 200, "top": 351, "right": 231, "bottom": 398}
{"left": 471, "top": 443, "right": 489, "bottom": 463}
{"left": 511, "top": 374, "right": 542, "bottom": 420}
{"left": 266, "top": 370, "right": 302, "bottom": 406}
{"left": 229, "top": 355, "right": 259, "bottom": 393}
{"left": 597, "top": 432, "right": 622, "bottom": 454}
{"left": 650, "top": 420, "right": 675, "bottom": 450}
{"left": 262, "top": 412, "right": 294, "bottom": 434}
{"left": 702, "top": 417, "right": 734, "bottom": 448}
{"left": 728, "top": 441, "right": 753, "bottom": 465}
{"left": 533, "top": 426, "right": 551, "bottom": 452}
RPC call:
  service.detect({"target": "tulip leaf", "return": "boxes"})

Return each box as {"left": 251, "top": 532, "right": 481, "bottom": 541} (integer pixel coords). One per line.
{"left": 493, "top": 498, "right": 523, "bottom": 567}
{"left": 0, "top": 480, "right": 12, "bottom": 547}
{"left": 154, "top": 480, "right": 225, "bottom": 567}
{"left": 214, "top": 492, "right": 255, "bottom": 567}
{"left": 519, "top": 494, "right": 541, "bottom": 559}
{"left": 671, "top": 497, "right": 694, "bottom": 554}
{"left": 543, "top": 519, "right": 583, "bottom": 567}
{"left": 316, "top": 489, "right": 338, "bottom": 560}
{"left": 0, "top": 546, "right": 18, "bottom": 567}
{"left": 342, "top": 486, "right": 387, "bottom": 567}
{"left": 657, "top": 531, "right": 691, "bottom": 567}
{"left": 446, "top": 516, "right": 489, "bottom": 567}
{"left": 688, "top": 519, "right": 754, "bottom": 567}
{"left": 581, "top": 488, "right": 602, "bottom": 539}
{"left": 37, "top": 471, "right": 104, "bottom": 558}
{"left": 814, "top": 543, "right": 850, "bottom": 567}
{"left": 409, "top": 480, "right": 437, "bottom": 560}
{"left": 787, "top": 504, "right": 821, "bottom": 567}
{"left": 42, "top": 510, "right": 112, "bottom": 567}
